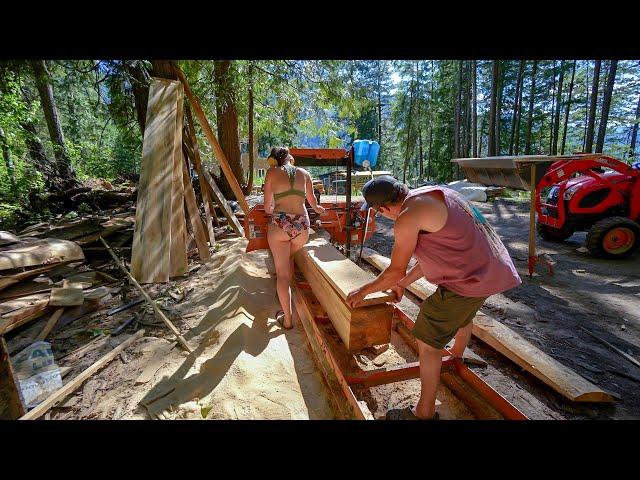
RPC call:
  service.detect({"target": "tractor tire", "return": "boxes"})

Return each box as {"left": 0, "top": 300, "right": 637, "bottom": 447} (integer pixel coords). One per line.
{"left": 536, "top": 221, "right": 574, "bottom": 242}
{"left": 586, "top": 217, "right": 640, "bottom": 259}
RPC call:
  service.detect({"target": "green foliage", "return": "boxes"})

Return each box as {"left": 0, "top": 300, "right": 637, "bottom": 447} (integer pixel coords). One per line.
{"left": 1, "top": 58, "right": 639, "bottom": 227}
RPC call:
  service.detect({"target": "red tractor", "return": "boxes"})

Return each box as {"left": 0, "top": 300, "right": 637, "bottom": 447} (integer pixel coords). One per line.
{"left": 535, "top": 155, "right": 640, "bottom": 258}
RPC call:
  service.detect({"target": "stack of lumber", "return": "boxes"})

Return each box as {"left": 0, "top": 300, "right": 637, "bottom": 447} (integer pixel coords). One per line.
{"left": 294, "top": 235, "right": 394, "bottom": 351}
{"left": 130, "top": 75, "right": 248, "bottom": 284}
{"left": 360, "top": 247, "right": 615, "bottom": 403}
{"left": 130, "top": 78, "right": 189, "bottom": 284}
{"left": 0, "top": 233, "right": 114, "bottom": 337}
{"left": 16, "top": 214, "right": 136, "bottom": 250}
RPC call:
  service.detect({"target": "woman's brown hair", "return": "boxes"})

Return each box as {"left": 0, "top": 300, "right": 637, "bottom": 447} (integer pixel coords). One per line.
{"left": 269, "top": 146, "right": 290, "bottom": 166}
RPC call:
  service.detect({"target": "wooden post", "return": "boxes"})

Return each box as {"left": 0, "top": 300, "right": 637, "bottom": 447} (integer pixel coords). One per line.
{"left": 200, "top": 166, "right": 245, "bottom": 237}
{"left": 0, "top": 336, "right": 26, "bottom": 419}
{"left": 99, "top": 237, "right": 192, "bottom": 353}
{"left": 528, "top": 163, "right": 537, "bottom": 277}
{"left": 181, "top": 156, "right": 211, "bottom": 262}
{"left": 184, "top": 105, "right": 220, "bottom": 236}
{"left": 173, "top": 67, "right": 249, "bottom": 215}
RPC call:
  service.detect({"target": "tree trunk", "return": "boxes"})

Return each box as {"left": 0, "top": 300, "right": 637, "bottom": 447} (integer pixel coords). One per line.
{"left": 415, "top": 61, "right": 422, "bottom": 182}
{"left": 377, "top": 62, "right": 383, "bottom": 151}
{"left": 548, "top": 61, "right": 557, "bottom": 154}
{"left": 0, "top": 126, "right": 16, "bottom": 194}
{"left": 124, "top": 60, "right": 151, "bottom": 135}
{"left": 561, "top": 60, "right": 577, "bottom": 155}
{"left": 583, "top": 60, "right": 590, "bottom": 151}
{"left": 629, "top": 92, "right": 640, "bottom": 159}
{"left": 585, "top": 60, "right": 601, "bottom": 153}
{"left": 151, "top": 60, "right": 178, "bottom": 80}
{"left": 595, "top": 60, "right": 618, "bottom": 153}
{"left": 472, "top": 60, "right": 478, "bottom": 157}
{"left": 509, "top": 60, "right": 525, "bottom": 155}
{"left": 478, "top": 113, "right": 486, "bottom": 156}
{"left": 418, "top": 126, "right": 423, "bottom": 178}
{"left": 488, "top": 60, "right": 499, "bottom": 156}
{"left": 454, "top": 61, "right": 462, "bottom": 158}
{"left": 30, "top": 60, "right": 77, "bottom": 191}
{"left": 402, "top": 64, "right": 417, "bottom": 183}
{"left": 427, "top": 125, "right": 433, "bottom": 180}
{"left": 213, "top": 60, "right": 244, "bottom": 199}
{"left": 495, "top": 61, "right": 503, "bottom": 155}
{"left": 244, "top": 64, "right": 255, "bottom": 195}
{"left": 551, "top": 60, "right": 565, "bottom": 155}
{"left": 427, "top": 60, "right": 434, "bottom": 180}
{"left": 513, "top": 62, "right": 526, "bottom": 155}
{"left": 19, "top": 119, "right": 50, "bottom": 175}
{"left": 464, "top": 60, "right": 471, "bottom": 157}
{"left": 524, "top": 60, "right": 538, "bottom": 154}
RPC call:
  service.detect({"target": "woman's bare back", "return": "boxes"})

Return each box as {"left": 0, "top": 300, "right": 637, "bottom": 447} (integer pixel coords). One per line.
{"left": 266, "top": 166, "right": 309, "bottom": 216}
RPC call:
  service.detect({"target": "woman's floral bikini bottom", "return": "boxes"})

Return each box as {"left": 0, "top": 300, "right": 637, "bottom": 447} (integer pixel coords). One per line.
{"left": 270, "top": 212, "right": 310, "bottom": 240}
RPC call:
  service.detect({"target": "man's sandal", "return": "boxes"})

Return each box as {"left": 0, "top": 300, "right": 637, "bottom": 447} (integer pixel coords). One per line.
{"left": 276, "top": 310, "right": 293, "bottom": 330}
{"left": 385, "top": 405, "right": 440, "bottom": 421}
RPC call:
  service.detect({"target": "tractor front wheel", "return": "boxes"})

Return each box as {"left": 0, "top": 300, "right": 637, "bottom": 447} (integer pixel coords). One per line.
{"left": 586, "top": 217, "right": 640, "bottom": 258}
{"left": 536, "top": 221, "right": 574, "bottom": 242}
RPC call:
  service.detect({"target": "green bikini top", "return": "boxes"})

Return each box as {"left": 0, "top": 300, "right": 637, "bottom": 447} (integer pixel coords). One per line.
{"left": 273, "top": 164, "right": 306, "bottom": 200}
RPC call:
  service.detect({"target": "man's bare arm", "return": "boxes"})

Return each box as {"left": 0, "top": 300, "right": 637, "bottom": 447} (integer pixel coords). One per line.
{"left": 346, "top": 213, "right": 420, "bottom": 307}
{"left": 346, "top": 195, "right": 447, "bottom": 308}
{"left": 398, "top": 263, "right": 424, "bottom": 288}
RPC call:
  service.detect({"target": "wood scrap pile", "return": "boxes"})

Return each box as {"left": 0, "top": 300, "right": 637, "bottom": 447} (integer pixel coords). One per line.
{"left": 0, "top": 225, "right": 202, "bottom": 419}
{"left": 0, "top": 68, "right": 253, "bottom": 420}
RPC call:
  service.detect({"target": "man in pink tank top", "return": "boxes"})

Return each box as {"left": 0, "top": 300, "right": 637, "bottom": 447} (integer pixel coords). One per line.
{"left": 347, "top": 175, "right": 521, "bottom": 420}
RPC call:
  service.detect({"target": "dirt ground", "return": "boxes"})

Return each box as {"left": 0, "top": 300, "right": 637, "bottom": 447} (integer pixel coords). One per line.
{"left": 10, "top": 195, "right": 638, "bottom": 420}
{"left": 15, "top": 238, "right": 336, "bottom": 420}
{"left": 364, "top": 197, "right": 640, "bottom": 420}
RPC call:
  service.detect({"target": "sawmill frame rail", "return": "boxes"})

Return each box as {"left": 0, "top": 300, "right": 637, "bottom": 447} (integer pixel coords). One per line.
{"left": 291, "top": 273, "right": 528, "bottom": 420}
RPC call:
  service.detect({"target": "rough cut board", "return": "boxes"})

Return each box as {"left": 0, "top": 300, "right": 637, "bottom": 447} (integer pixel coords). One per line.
{"left": 49, "top": 281, "right": 84, "bottom": 307}
{"left": 0, "top": 336, "right": 26, "bottom": 419}
{"left": 130, "top": 78, "right": 181, "bottom": 283}
{"left": 472, "top": 313, "right": 614, "bottom": 402}
{"left": 169, "top": 83, "right": 188, "bottom": 277}
{"left": 361, "top": 247, "right": 615, "bottom": 403}
{"left": 301, "top": 238, "right": 393, "bottom": 306}
{"left": 0, "top": 294, "right": 51, "bottom": 335}
{"left": 182, "top": 155, "right": 210, "bottom": 262}
{"left": 175, "top": 67, "right": 249, "bottom": 215}
{"left": 295, "top": 244, "right": 392, "bottom": 351}
{"left": 0, "top": 237, "right": 84, "bottom": 272}
{"left": 0, "top": 261, "right": 74, "bottom": 292}
{"left": 0, "top": 231, "right": 20, "bottom": 247}
{"left": 184, "top": 106, "right": 216, "bottom": 244}
{"left": 200, "top": 165, "right": 244, "bottom": 236}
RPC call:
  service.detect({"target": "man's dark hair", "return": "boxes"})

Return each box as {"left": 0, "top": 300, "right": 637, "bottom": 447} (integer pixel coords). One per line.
{"left": 361, "top": 175, "right": 409, "bottom": 211}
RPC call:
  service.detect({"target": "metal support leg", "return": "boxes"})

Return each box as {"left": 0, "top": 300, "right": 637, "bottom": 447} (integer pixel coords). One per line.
{"left": 345, "top": 157, "right": 352, "bottom": 259}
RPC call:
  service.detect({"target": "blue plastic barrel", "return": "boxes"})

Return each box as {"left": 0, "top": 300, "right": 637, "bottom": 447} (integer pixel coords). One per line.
{"left": 352, "top": 140, "right": 380, "bottom": 168}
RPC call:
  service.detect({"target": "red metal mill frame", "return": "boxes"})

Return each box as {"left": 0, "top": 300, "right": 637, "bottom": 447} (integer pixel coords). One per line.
{"left": 291, "top": 276, "right": 528, "bottom": 421}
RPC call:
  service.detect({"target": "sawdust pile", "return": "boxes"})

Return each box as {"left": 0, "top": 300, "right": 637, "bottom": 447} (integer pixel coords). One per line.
{"left": 137, "top": 238, "right": 336, "bottom": 419}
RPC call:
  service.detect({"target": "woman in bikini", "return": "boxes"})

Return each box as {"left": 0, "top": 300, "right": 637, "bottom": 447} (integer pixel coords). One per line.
{"left": 263, "top": 146, "right": 326, "bottom": 329}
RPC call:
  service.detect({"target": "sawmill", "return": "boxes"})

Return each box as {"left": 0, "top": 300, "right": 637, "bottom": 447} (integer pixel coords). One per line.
{"left": 1, "top": 61, "right": 638, "bottom": 423}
